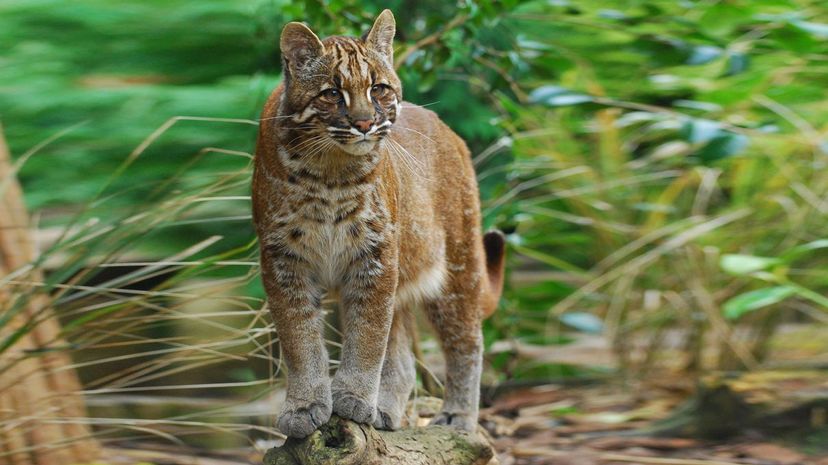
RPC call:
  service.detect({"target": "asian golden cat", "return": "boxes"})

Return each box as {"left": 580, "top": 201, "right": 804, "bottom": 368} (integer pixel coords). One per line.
{"left": 252, "top": 10, "right": 505, "bottom": 438}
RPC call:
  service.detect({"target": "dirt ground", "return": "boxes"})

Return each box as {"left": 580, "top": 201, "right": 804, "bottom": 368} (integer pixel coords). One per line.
{"left": 107, "top": 373, "right": 827, "bottom": 465}
{"left": 106, "top": 323, "right": 828, "bottom": 465}
{"left": 482, "top": 378, "right": 827, "bottom": 465}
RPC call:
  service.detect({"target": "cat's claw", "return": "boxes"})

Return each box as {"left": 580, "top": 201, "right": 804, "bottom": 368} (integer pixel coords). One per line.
{"left": 277, "top": 401, "right": 331, "bottom": 438}
{"left": 429, "top": 411, "right": 477, "bottom": 432}
{"left": 332, "top": 390, "right": 376, "bottom": 424}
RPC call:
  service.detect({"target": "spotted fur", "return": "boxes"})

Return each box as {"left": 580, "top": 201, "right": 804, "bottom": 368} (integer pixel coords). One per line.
{"left": 252, "top": 10, "right": 506, "bottom": 439}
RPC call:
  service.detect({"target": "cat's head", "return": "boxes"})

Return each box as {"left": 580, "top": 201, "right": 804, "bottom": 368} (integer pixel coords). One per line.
{"left": 279, "top": 10, "right": 402, "bottom": 156}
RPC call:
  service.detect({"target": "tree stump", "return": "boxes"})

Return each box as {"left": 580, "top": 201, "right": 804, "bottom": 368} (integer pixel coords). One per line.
{"left": 264, "top": 416, "right": 495, "bottom": 465}
{"left": 0, "top": 125, "right": 101, "bottom": 464}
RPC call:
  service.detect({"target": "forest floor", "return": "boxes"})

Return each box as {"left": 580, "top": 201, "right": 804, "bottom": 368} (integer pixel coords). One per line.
{"left": 482, "top": 375, "right": 828, "bottom": 465}
{"left": 107, "top": 371, "right": 828, "bottom": 465}
{"left": 105, "top": 323, "right": 828, "bottom": 465}
{"left": 482, "top": 322, "right": 828, "bottom": 465}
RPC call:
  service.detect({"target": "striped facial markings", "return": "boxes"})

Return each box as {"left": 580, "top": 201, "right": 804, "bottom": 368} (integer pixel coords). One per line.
{"left": 292, "top": 105, "right": 318, "bottom": 123}
{"left": 367, "top": 121, "right": 392, "bottom": 135}
{"left": 284, "top": 37, "right": 402, "bottom": 156}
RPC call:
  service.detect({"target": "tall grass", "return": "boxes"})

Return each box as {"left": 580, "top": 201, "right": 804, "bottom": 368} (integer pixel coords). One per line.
{"left": 1, "top": 117, "right": 288, "bottom": 454}
{"left": 486, "top": 95, "right": 828, "bottom": 377}
{"left": 476, "top": 0, "right": 828, "bottom": 379}
{"left": 2, "top": 0, "right": 828, "bottom": 457}
{"left": 3, "top": 65, "right": 827, "bottom": 463}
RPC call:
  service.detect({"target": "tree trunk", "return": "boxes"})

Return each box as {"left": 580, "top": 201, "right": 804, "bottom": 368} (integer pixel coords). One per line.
{"left": 0, "top": 125, "right": 101, "bottom": 464}
{"left": 264, "top": 416, "right": 495, "bottom": 465}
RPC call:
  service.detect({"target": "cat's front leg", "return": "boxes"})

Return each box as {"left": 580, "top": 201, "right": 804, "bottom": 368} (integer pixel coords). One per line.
{"left": 333, "top": 242, "right": 398, "bottom": 425}
{"left": 260, "top": 242, "right": 331, "bottom": 438}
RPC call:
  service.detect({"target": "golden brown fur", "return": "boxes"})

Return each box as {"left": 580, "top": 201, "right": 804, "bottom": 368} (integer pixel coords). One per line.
{"left": 252, "top": 10, "right": 505, "bottom": 438}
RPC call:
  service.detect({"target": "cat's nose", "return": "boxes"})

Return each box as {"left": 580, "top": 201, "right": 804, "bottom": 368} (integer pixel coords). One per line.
{"left": 353, "top": 119, "right": 373, "bottom": 133}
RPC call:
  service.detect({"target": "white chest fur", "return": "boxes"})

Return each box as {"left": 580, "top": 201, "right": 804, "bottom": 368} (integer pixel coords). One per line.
{"left": 303, "top": 222, "right": 355, "bottom": 288}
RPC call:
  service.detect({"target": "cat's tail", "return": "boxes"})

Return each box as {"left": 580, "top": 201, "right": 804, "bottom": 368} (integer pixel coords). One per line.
{"left": 481, "top": 230, "right": 506, "bottom": 318}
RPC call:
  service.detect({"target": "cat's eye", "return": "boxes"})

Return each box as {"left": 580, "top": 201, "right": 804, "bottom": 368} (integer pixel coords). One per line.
{"left": 320, "top": 88, "right": 342, "bottom": 100}
{"left": 370, "top": 84, "right": 389, "bottom": 98}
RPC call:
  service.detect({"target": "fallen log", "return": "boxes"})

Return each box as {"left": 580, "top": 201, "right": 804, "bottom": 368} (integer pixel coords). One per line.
{"left": 264, "top": 415, "right": 494, "bottom": 465}
{"left": 645, "top": 370, "right": 828, "bottom": 439}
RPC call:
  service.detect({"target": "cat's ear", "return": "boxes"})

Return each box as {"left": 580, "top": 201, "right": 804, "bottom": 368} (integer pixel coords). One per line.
{"left": 280, "top": 22, "right": 324, "bottom": 72}
{"left": 364, "top": 9, "right": 396, "bottom": 64}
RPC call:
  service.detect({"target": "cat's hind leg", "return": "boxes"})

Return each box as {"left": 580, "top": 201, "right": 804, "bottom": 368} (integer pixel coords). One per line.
{"left": 423, "top": 274, "right": 484, "bottom": 432}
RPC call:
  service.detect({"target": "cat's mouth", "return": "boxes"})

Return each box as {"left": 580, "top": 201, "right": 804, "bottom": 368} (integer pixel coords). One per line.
{"left": 336, "top": 137, "right": 380, "bottom": 156}
{"left": 324, "top": 120, "right": 393, "bottom": 156}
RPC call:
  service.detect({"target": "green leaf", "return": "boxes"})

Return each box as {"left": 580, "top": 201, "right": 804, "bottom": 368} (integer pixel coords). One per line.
{"left": 511, "top": 243, "right": 588, "bottom": 276}
{"left": 720, "top": 254, "right": 780, "bottom": 275}
{"left": 770, "top": 23, "right": 819, "bottom": 52}
{"left": 682, "top": 119, "right": 722, "bottom": 143}
{"left": 598, "top": 9, "right": 627, "bottom": 20}
{"left": 560, "top": 312, "right": 604, "bottom": 334}
{"left": 792, "top": 20, "right": 828, "bottom": 38}
{"left": 780, "top": 239, "right": 828, "bottom": 262}
{"left": 529, "top": 85, "right": 593, "bottom": 107}
{"left": 544, "top": 94, "right": 594, "bottom": 106}
{"left": 695, "top": 132, "right": 749, "bottom": 163}
{"left": 699, "top": 3, "right": 750, "bottom": 37}
{"left": 725, "top": 52, "right": 750, "bottom": 76}
{"left": 673, "top": 100, "right": 723, "bottom": 112}
{"left": 687, "top": 45, "right": 722, "bottom": 65}
{"left": 723, "top": 286, "right": 797, "bottom": 320}
{"left": 529, "top": 85, "right": 569, "bottom": 101}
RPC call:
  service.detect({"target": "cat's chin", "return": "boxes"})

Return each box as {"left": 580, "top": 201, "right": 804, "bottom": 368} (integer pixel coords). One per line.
{"left": 338, "top": 140, "right": 378, "bottom": 156}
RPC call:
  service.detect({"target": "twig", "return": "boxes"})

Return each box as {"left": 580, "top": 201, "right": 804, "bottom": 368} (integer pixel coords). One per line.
{"left": 512, "top": 447, "right": 747, "bottom": 465}
{"left": 103, "top": 446, "right": 251, "bottom": 465}
{"left": 472, "top": 55, "right": 528, "bottom": 102}
{"left": 601, "top": 452, "right": 747, "bottom": 465}
{"left": 753, "top": 94, "right": 820, "bottom": 143}
{"left": 590, "top": 97, "right": 757, "bottom": 137}
{"left": 395, "top": 14, "right": 470, "bottom": 69}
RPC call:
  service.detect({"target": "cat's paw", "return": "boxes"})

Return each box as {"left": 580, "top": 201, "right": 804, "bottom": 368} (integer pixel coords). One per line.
{"left": 429, "top": 411, "right": 477, "bottom": 432}
{"left": 332, "top": 389, "right": 376, "bottom": 424}
{"left": 373, "top": 406, "right": 402, "bottom": 430}
{"left": 373, "top": 390, "right": 406, "bottom": 430}
{"left": 277, "top": 401, "right": 331, "bottom": 438}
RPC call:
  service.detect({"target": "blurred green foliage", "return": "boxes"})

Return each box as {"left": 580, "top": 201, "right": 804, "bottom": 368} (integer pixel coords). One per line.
{"left": 2, "top": 0, "right": 828, "bottom": 384}
{"left": 2, "top": 0, "right": 828, "bottom": 453}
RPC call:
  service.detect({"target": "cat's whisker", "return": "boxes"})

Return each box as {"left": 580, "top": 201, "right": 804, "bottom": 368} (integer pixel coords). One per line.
{"left": 390, "top": 139, "right": 425, "bottom": 171}
{"left": 393, "top": 125, "right": 437, "bottom": 144}
{"left": 296, "top": 137, "right": 335, "bottom": 167}
{"left": 258, "top": 113, "right": 299, "bottom": 122}
{"left": 291, "top": 134, "right": 328, "bottom": 152}
{"left": 401, "top": 101, "right": 441, "bottom": 108}
{"left": 306, "top": 138, "right": 333, "bottom": 157}
{"left": 292, "top": 134, "right": 324, "bottom": 147}
{"left": 281, "top": 135, "right": 333, "bottom": 167}
{"left": 284, "top": 132, "right": 319, "bottom": 148}
{"left": 295, "top": 143, "right": 328, "bottom": 163}
{"left": 386, "top": 139, "right": 427, "bottom": 181}
{"left": 299, "top": 142, "right": 337, "bottom": 170}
